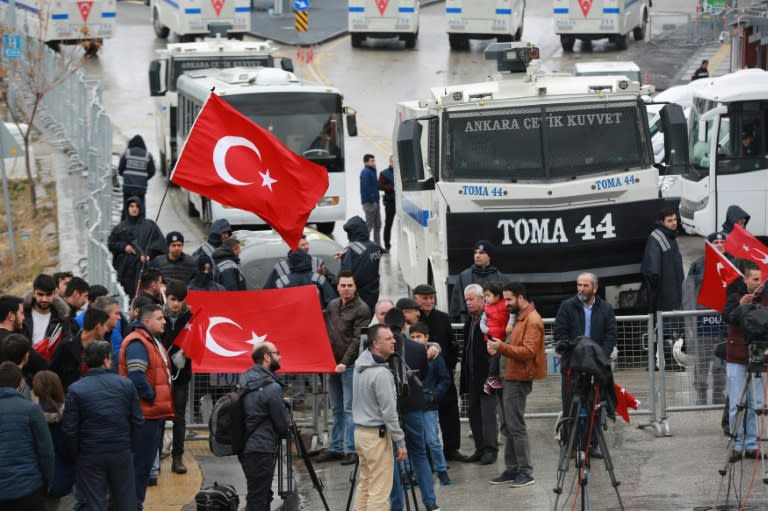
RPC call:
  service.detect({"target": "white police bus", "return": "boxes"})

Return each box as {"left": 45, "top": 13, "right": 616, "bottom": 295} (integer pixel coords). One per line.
{"left": 445, "top": 0, "right": 525, "bottom": 51}
{"left": 151, "top": 0, "right": 250, "bottom": 41}
{"left": 394, "top": 42, "right": 687, "bottom": 316}
{"left": 175, "top": 66, "right": 356, "bottom": 234}
{"left": 347, "top": 0, "right": 419, "bottom": 48}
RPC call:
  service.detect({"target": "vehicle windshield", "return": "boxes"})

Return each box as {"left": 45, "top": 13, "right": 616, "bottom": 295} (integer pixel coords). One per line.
{"left": 224, "top": 92, "right": 345, "bottom": 172}
{"left": 169, "top": 56, "right": 273, "bottom": 92}
{"left": 443, "top": 100, "right": 651, "bottom": 182}
{"left": 715, "top": 100, "right": 767, "bottom": 176}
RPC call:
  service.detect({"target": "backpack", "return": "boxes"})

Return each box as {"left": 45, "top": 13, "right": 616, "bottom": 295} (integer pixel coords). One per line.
{"left": 208, "top": 381, "right": 265, "bottom": 457}
{"left": 195, "top": 481, "right": 239, "bottom": 511}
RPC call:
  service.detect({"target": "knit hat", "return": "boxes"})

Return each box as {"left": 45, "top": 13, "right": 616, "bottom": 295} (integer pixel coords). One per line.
{"left": 166, "top": 231, "right": 184, "bottom": 245}
{"left": 474, "top": 240, "right": 494, "bottom": 257}
{"left": 708, "top": 231, "right": 726, "bottom": 243}
{"left": 197, "top": 254, "right": 213, "bottom": 273}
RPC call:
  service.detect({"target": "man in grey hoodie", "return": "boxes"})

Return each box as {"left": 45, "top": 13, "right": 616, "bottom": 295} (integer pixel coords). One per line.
{"left": 352, "top": 324, "right": 406, "bottom": 511}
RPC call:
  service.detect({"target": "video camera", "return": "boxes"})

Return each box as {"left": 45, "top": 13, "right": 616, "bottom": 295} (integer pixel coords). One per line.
{"left": 734, "top": 303, "right": 768, "bottom": 347}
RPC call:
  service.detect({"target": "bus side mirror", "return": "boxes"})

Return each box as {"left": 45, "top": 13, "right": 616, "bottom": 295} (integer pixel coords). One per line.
{"left": 345, "top": 107, "right": 358, "bottom": 137}
{"left": 281, "top": 58, "right": 294, "bottom": 73}
{"left": 660, "top": 103, "right": 689, "bottom": 173}
{"left": 397, "top": 119, "right": 434, "bottom": 191}
{"left": 149, "top": 60, "right": 165, "bottom": 97}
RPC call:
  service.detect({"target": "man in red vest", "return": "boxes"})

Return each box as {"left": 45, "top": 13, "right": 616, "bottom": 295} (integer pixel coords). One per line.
{"left": 119, "top": 304, "right": 174, "bottom": 510}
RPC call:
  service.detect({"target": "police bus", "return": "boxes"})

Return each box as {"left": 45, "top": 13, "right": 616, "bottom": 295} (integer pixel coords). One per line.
{"left": 553, "top": 0, "right": 649, "bottom": 51}
{"left": 680, "top": 69, "right": 768, "bottom": 238}
{"left": 0, "top": 0, "right": 116, "bottom": 55}
{"left": 150, "top": 0, "right": 250, "bottom": 41}
{"left": 393, "top": 43, "right": 687, "bottom": 316}
{"left": 175, "top": 66, "right": 356, "bottom": 234}
{"left": 445, "top": 0, "right": 525, "bottom": 51}
{"left": 347, "top": 0, "right": 419, "bottom": 48}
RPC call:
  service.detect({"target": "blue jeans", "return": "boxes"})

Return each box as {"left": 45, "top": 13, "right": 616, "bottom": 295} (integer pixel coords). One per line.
{"left": 77, "top": 451, "right": 137, "bottom": 511}
{"left": 727, "top": 362, "right": 765, "bottom": 451}
{"left": 422, "top": 410, "right": 447, "bottom": 473}
{"left": 390, "top": 411, "right": 437, "bottom": 509}
{"left": 133, "top": 419, "right": 162, "bottom": 508}
{"left": 328, "top": 367, "right": 355, "bottom": 454}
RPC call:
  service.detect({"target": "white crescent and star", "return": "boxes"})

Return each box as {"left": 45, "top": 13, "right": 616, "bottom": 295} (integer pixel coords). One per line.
{"left": 205, "top": 316, "right": 267, "bottom": 358}
{"left": 716, "top": 262, "right": 727, "bottom": 287}
{"left": 212, "top": 136, "right": 278, "bottom": 191}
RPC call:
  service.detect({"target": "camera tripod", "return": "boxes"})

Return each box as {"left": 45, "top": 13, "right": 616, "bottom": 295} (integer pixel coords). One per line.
{"left": 553, "top": 374, "right": 624, "bottom": 511}
{"left": 716, "top": 349, "right": 768, "bottom": 507}
{"left": 275, "top": 404, "right": 330, "bottom": 511}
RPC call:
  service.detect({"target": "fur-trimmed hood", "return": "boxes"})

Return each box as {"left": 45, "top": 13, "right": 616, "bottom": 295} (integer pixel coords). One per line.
{"left": 31, "top": 394, "right": 64, "bottom": 424}
{"left": 22, "top": 290, "right": 70, "bottom": 320}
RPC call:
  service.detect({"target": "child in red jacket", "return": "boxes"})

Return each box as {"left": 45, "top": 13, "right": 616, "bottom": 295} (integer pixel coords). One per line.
{"left": 481, "top": 281, "right": 512, "bottom": 394}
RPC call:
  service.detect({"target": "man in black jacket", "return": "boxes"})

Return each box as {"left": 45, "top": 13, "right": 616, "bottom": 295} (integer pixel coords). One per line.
{"left": 553, "top": 273, "right": 617, "bottom": 458}
{"left": 50, "top": 308, "right": 111, "bottom": 392}
{"left": 239, "top": 342, "right": 290, "bottom": 511}
{"left": 153, "top": 231, "right": 196, "bottom": 285}
{"left": 641, "top": 208, "right": 684, "bottom": 313}
{"left": 118, "top": 134, "right": 155, "bottom": 218}
{"left": 449, "top": 240, "right": 504, "bottom": 323}
{"left": 62, "top": 340, "right": 143, "bottom": 511}
{"left": 339, "top": 216, "right": 381, "bottom": 314}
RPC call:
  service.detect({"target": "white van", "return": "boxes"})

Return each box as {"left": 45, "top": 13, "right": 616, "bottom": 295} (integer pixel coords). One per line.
{"left": 348, "top": 0, "right": 419, "bottom": 48}
{"left": 553, "top": 0, "right": 650, "bottom": 51}
{"left": 445, "top": 0, "right": 526, "bottom": 51}
{"left": 151, "top": 0, "right": 251, "bottom": 41}
{"left": 574, "top": 61, "right": 642, "bottom": 84}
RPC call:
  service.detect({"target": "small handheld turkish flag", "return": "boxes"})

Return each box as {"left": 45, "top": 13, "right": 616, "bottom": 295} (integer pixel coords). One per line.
{"left": 171, "top": 93, "right": 329, "bottom": 250}
{"left": 176, "top": 286, "right": 336, "bottom": 374}
{"left": 698, "top": 241, "right": 743, "bottom": 311}
{"left": 724, "top": 224, "right": 768, "bottom": 282}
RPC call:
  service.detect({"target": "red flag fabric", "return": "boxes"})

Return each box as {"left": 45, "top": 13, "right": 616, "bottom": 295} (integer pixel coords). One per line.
{"left": 175, "top": 286, "right": 336, "bottom": 374}
{"left": 613, "top": 382, "right": 639, "bottom": 424}
{"left": 171, "top": 93, "right": 329, "bottom": 250}
{"left": 697, "top": 241, "right": 743, "bottom": 311}
{"left": 724, "top": 224, "right": 768, "bottom": 281}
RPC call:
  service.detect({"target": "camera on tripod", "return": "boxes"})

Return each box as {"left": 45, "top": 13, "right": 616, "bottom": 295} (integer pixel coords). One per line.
{"left": 735, "top": 303, "right": 768, "bottom": 348}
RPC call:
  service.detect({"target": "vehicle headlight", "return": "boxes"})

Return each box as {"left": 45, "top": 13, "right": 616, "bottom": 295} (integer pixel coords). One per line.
{"left": 317, "top": 196, "right": 340, "bottom": 207}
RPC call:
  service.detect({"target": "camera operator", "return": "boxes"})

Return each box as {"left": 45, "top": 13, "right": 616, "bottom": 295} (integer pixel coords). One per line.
{"left": 553, "top": 273, "right": 617, "bottom": 458}
{"left": 384, "top": 308, "right": 441, "bottom": 511}
{"left": 723, "top": 260, "right": 768, "bottom": 460}
{"left": 352, "top": 324, "right": 406, "bottom": 511}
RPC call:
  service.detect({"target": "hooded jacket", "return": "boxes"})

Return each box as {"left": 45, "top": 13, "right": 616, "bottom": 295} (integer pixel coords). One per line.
{"left": 722, "top": 205, "right": 751, "bottom": 234}
{"left": 263, "top": 250, "right": 338, "bottom": 308}
{"left": 193, "top": 219, "right": 233, "bottom": 260}
{"left": 449, "top": 263, "right": 505, "bottom": 323}
{"left": 340, "top": 216, "right": 381, "bottom": 313}
{"left": 239, "top": 365, "right": 289, "bottom": 453}
{"left": 352, "top": 349, "right": 405, "bottom": 449}
{"left": 212, "top": 245, "right": 247, "bottom": 291}
{"left": 640, "top": 223, "right": 684, "bottom": 312}
{"left": 118, "top": 135, "right": 155, "bottom": 194}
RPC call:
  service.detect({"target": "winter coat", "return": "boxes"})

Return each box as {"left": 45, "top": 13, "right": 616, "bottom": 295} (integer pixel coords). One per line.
{"left": 118, "top": 324, "right": 174, "bottom": 420}
{"left": 62, "top": 368, "right": 143, "bottom": 458}
{"left": 553, "top": 295, "right": 617, "bottom": 372}
{"left": 422, "top": 353, "right": 450, "bottom": 410}
{"left": 419, "top": 308, "right": 459, "bottom": 371}
{"left": 360, "top": 165, "right": 379, "bottom": 204}
{"left": 378, "top": 166, "right": 395, "bottom": 205}
{"left": 263, "top": 250, "right": 338, "bottom": 308}
{"left": 449, "top": 264, "right": 505, "bottom": 323}
{"left": 34, "top": 397, "right": 75, "bottom": 497}
{"left": 352, "top": 349, "right": 405, "bottom": 449}
{"left": 263, "top": 251, "right": 335, "bottom": 289}
{"left": 162, "top": 304, "right": 193, "bottom": 385}
{"left": 0, "top": 387, "right": 54, "bottom": 499}
{"left": 20, "top": 292, "right": 67, "bottom": 378}
{"left": 324, "top": 295, "right": 371, "bottom": 366}
{"left": 239, "top": 365, "right": 290, "bottom": 453}
{"left": 340, "top": 216, "right": 381, "bottom": 313}
{"left": 723, "top": 280, "right": 768, "bottom": 365}
{"left": 49, "top": 330, "right": 88, "bottom": 392}
{"left": 641, "top": 223, "right": 684, "bottom": 312}
{"left": 118, "top": 135, "right": 155, "bottom": 194}
{"left": 460, "top": 312, "right": 491, "bottom": 394}
{"left": 212, "top": 246, "right": 247, "bottom": 291}
{"left": 722, "top": 205, "right": 751, "bottom": 234}
{"left": 496, "top": 303, "right": 546, "bottom": 382}
{"left": 107, "top": 196, "right": 166, "bottom": 297}
{"left": 193, "top": 219, "right": 232, "bottom": 260}
{"left": 153, "top": 252, "right": 197, "bottom": 285}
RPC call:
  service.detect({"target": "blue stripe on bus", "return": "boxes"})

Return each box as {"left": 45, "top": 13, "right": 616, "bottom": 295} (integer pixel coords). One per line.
{"left": 553, "top": 7, "right": 569, "bottom": 14}
{"left": 496, "top": 8, "right": 511, "bottom": 15}
{"left": 185, "top": 7, "right": 201, "bottom": 14}
{"left": 101, "top": 11, "right": 116, "bottom": 17}
{"left": 51, "top": 13, "right": 69, "bottom": 19}
{"left": 234, "top": 6, "right": 250, "bottom": 12}
{"left": 446, "top": 7, "right": 461, "bottom": 13}
{"left": 402, "top": 196, "right": 430, "bottom": 227}
{"left": 603, "top": 7, "right": 620, "bottom": 13}
{"left": 163, "top": 0, "right": 179, "bottom": 9}
{"left": 398, "top": 7, "right": 415, "bottom": 12}
{"left": 348, "top": 6, "right": 364, "bottom": 12}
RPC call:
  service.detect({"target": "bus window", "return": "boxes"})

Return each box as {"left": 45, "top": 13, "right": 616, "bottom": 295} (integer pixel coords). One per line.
{"left": 716, "top": 105, "right": 765, "bottom": 175}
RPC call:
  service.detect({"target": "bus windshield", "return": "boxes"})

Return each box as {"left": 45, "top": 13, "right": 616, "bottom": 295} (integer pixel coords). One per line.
{"left": 169, "top": 56, "right": 273, "bottom": 92}
{"left": 222, "top": 92, "right": 345, "bottom": 172}
{"left": 443, "top": 100, "right": 651, "bottom": 181}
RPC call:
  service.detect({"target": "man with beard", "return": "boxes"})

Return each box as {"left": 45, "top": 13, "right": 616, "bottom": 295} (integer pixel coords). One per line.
{"left": 553, "top": 273, "right": 617, "bottom": 458}
{"left": 22, "top": 274, "right": 70, "bottom": 372}
{"left": 0, "top": 295, "right": 24, "bottom": 347}
{"left": 239, "top": 342, "right": 290, "bottom": 511}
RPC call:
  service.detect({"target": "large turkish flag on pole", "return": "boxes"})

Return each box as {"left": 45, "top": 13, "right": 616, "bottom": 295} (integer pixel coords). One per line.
{"left": 171, "top": 93, "right": 329, "bottom": 250}
{"left": 697, "top": 241, "right": 743, "bottom": 311}
{"left": 724, "top": 224, "right": 768, "bottom": 282}
{"left": 174, "top": 287, "right": 336, "bottom": 374}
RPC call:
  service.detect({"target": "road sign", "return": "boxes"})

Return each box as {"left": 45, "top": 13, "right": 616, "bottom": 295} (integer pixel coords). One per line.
{"left": 293, "top": 0, "right": 308, "bottom": 12}
{"left": 0, "top": 123, "right": 24, "bottom": 159}
{"left": 295, "top": 10, "right": 308, "bottom": 32}
{"left": 2, "top": 35, "right": 23, "bottom": 60}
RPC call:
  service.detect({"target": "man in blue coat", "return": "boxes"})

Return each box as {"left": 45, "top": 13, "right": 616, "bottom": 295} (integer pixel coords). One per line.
{"left": 0, "top": 361, "right": 54, "bottom": 510}
{"left": 360, "top": 154, "right": 381, "bottom": 247}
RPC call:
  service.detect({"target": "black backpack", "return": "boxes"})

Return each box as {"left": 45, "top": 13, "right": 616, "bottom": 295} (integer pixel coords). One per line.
{"left": 209, "top": 381, "right": 265, "bottom": 457}
{"left": 195, "top": 481, "right": 239, "bottom": 511}
{"left": 736, "top": 303, "right": 768, "bottom": 346}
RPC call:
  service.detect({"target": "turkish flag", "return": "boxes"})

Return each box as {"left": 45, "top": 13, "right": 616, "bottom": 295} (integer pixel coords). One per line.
{"left": 724, "top": 224, "right": 768, "bottom": 281}
{"left": 174, "top": 286, "right": 336, "bottom": 374}
{"left": 171, "top": 93, "right": 329, "bottom": 250}
{"left": 698, "top": 241, "right": 743, "bottom": 311}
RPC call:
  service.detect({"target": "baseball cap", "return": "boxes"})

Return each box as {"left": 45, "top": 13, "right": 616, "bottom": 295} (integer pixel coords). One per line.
{"left": 166, "top": 231, "right": 184, "bottom": 244}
